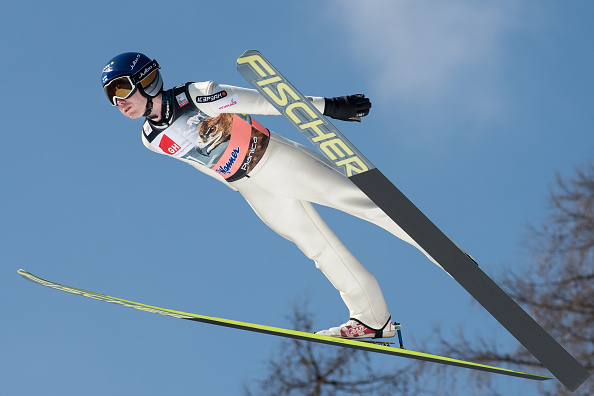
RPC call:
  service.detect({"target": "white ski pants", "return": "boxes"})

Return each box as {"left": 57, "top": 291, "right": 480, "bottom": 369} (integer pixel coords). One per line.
{"left": 230, "top": 132, "right": 437, "bottom": 329}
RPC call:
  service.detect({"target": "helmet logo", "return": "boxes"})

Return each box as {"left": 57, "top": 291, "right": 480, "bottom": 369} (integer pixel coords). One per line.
{"left": 102, "top": 62, "right": 114, "bottom": 74}
{"left": 130, "top": 54, "right": 141, "bottom": 70}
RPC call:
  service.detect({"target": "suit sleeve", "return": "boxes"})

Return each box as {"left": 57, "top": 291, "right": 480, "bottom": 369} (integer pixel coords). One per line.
{"left": 187, "top": 81, "right": 325, "bottom": 116}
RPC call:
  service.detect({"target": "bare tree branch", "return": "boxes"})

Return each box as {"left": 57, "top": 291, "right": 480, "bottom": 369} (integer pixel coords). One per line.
{"left": 415, "top": 162, "right": 594, "bottom": 395}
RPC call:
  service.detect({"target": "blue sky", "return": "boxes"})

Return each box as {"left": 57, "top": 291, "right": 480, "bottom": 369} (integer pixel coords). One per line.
{"left": 2, "top": 1, "right": 593, "bottom": 395}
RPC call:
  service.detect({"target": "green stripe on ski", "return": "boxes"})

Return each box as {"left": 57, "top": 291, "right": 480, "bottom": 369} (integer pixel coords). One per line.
{"left": 18, "top": 269, "right": 552, "bottom": 381}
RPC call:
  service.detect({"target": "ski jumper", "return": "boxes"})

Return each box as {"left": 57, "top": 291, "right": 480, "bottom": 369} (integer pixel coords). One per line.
{"left": 141, "top": 81, "right": 438, "bottom": 330}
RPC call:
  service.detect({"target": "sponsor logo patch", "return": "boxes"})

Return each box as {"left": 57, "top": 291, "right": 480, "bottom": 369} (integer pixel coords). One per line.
{"left": 175, "top": 92, "right": 189, "bottom": 107}
{"left": 216, "top": 94, "right": 239, "bottom": 111}
{"left": 216, "top": 147, "right": 240, "bottom": 175}
{"left": 159, "top": 134, "right": 181, "bottom": 155}
{"left": 195, "top": 90, "right": 227, "bottom": 103}
{"left": 241, "top": 136, "right": 258, "bottom": 171}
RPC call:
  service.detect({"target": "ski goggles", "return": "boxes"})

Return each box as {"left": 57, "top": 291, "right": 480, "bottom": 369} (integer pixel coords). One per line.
{"left": 104, "top": 60, "right": 160, "bottom": 106}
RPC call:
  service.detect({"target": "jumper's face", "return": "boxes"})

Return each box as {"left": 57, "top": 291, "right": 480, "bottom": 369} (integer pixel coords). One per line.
{"left": 116, "top": 90, "right": 147, "bottom": 120}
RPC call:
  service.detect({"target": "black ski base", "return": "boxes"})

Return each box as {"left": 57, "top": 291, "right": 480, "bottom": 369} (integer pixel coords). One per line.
{"left": 350, "top": 168, "right": 591, "bottom": 391}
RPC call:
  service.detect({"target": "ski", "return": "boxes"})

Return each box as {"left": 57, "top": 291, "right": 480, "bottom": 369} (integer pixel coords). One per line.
{"left": 18, "top": 269, "right": 552, "bottom": 381}
{"left": 236, "top": 50, "right": 591, "bottom": 392}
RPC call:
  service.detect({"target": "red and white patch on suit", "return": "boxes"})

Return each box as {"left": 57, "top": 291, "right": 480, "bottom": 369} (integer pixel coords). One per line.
{"left": 159, "top": 134, "right": 182, "bottom": 155}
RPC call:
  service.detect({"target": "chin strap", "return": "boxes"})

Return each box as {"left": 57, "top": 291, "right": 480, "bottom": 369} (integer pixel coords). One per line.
{"left": 143, "top": 97, "right": 154, "bottom": 118}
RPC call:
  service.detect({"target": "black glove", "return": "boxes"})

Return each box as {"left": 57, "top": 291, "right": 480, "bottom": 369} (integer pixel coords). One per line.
{"left": 323, "top": 94, "right": 371, "bottom": 122}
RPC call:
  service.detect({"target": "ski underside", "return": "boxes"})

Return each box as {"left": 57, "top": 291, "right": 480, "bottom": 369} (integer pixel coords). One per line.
{"left": 18, "top": 269, "right": 551, "bottom": 381}
{"left": 236, "top": 50, "right": 590, "bottom": 392}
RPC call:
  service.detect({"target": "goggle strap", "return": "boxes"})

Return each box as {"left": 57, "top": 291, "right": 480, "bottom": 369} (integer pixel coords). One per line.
{"left": 132, "top": 59, "right": 160, "bottom": 86}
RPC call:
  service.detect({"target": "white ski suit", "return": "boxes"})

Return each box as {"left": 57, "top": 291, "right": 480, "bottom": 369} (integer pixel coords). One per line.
{"left": 141, "top": 81, "right": 437, "bottom": 330}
